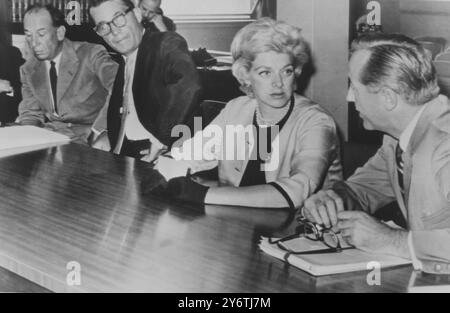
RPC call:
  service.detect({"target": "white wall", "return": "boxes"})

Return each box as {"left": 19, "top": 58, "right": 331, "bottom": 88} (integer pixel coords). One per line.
{"left": 278, "top": 0, "right": 350, "bottom": 140}
{"left": 163, "top": 0, "right": 253, "bottom": 16}
{"left": 176, "top": 21, "right": 249, "bottom": 52}
{"left": 398, "top": 0, "right": 450, "bottom": 42}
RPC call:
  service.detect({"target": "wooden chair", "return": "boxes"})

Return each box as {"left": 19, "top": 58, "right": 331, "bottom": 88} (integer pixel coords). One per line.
{"left": 198, "top": 100, "right": 226, "bottom": 129}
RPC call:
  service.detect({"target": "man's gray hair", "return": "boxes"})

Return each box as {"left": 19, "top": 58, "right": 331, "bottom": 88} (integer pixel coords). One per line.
{"left": 351, "top": 33, "right": 439, "bottom": 106}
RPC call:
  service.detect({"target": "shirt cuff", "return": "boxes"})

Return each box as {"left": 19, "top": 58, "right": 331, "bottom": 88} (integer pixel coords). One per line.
{"left": 90, "top": 127, "right": 107, "bottom": 141}
{"left": 91, "top": 127, "right": 102, "bottom": 136}
{"left": 408, "top": 231, "right": 423, "bottom": 271}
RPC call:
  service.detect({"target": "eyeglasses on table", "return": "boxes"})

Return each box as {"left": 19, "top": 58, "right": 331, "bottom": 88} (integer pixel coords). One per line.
{"left": 268, "top": 216, "right": 355, "bottom": 255}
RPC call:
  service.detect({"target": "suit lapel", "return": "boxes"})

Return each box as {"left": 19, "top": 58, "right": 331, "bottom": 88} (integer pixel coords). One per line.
{"left": 133, "top": 33, "right": 156, "bottom": 122}
{"left": 240, "top": 131, "right": 254, "bottom": 173}
{"left": 132, "top": 44, "right": 144, "bottom": 111}
{"left": 57, "top": 40, "right": 79, "bottom": 105}
{"left": 108, "top": 57, "right": 125, "bottom": 152}
{"left": 240, "top": 102, "right": 258, "bottom": 174}
{"left": 403, "top": 98, "right": 439, "bottom": 210}
{"left": 28, "top": 59, "right": 52, "bottom": 112}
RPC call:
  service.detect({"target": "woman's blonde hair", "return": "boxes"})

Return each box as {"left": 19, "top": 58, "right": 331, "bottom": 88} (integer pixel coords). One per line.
{"left": 231, "top": 18, "right": 309, "bottom": 95}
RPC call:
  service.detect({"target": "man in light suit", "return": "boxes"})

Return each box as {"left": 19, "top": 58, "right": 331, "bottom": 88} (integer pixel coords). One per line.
{"left": 303, "top": 34, "right": 450, "bottom": 274}
{"left": 18, "top": 4, "right": 118, "bottom": 144}
{"left": 89, "top": 0, "right": 201, "bottom": 162}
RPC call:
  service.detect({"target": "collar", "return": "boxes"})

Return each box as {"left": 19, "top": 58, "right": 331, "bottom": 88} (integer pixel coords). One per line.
{"left": 123, "top": 47, "right": 138, "bottom": 64}
{"left": 49, "top": 51, "right": 62, "bottom": 66}
{"left": 45, "top": 51, "right": 63, "bottom": 73}
{"left": 399, "top": 104, "right": 427, "bottom": 151}
{"left": 122, "top": 29, "right": 145, "bottom": 61}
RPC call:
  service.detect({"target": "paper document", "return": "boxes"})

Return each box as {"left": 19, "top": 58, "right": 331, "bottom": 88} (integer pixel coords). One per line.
{"left": 259, "top": 236, "right": 411, "bottom": 276}
{"left": 0, "top": 125, "right": 70, "bottom": 158}
{"left": 408, "top": 271, "right": 450, "bottom": 293}
{"left": 154, "top": 155, "right": 190, "bottom": 181}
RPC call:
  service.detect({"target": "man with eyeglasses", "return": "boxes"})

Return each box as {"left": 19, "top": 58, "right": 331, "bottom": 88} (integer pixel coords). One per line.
{"left": 89, "top": 0, "right": 201, "bottom": 161}
{"left": 18, "top": 4, "right": 118, "bottom": 144}
{"left": 303, "top": 34, "right": 450, "bottom": 274}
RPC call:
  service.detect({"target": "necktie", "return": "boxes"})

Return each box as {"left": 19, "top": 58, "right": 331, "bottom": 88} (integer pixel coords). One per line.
{"left": 49, "top": 61, "right": 58, "bottom": 114}
{"left": 395, "top": 143, "right": 405, "bottom": 196}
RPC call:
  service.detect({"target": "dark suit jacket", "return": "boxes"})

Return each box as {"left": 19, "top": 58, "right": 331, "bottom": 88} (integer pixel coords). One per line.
{"left": 0, "top": 42, "right": 24, "bottom": 123}
{"left": 108, "top": 31, "right": 202, "bottom": 149}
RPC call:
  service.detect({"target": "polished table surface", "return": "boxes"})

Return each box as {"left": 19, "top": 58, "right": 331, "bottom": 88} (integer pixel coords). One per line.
{"left": 0, "top": 144, "right": 445, "bottom": 292}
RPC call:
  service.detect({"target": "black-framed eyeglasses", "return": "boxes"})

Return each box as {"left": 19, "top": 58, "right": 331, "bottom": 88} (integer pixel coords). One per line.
{"left": 94, "top": 8, "right": 133, "bottom": 37}
{"left": 268, "top": 217, "right": 355, "bottom": 255}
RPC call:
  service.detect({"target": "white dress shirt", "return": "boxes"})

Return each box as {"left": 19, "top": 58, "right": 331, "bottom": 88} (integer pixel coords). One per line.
{"left": 122, "top": 50, "right": 164, "bottom": 149}
{"left": 45, "top": 52, "right": 62, "bottom": 115}
{"left": 398, "top": 105, "right": 427, "bottom": 151}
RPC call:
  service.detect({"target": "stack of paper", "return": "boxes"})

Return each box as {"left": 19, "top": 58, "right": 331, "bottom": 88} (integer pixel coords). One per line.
{"left": 408, "top": 271, "right": 450, "bottom": 293}
{"left": 0, "top": 125, "right": 70, "bottom": 158}
{"left": 259, "top": 236, "right": 411, "bottom": 276}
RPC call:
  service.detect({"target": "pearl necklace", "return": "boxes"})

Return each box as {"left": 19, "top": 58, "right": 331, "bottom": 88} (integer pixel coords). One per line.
{"left": 255, "top": 105, "right": 290, "bottom": 127}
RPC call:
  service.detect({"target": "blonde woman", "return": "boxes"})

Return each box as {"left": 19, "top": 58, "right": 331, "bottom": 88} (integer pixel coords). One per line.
{"left": 152, "top": 18, "right": 342, "bottom": 209}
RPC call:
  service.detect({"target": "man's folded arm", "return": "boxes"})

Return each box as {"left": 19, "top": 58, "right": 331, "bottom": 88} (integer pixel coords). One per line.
{"left": 335, "top": 137, "right": 397, "bottom": 215}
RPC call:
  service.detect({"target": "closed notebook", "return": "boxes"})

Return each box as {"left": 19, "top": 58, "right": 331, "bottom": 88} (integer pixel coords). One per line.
{"left": 155, "top": 155, "right": 190, "bottom": 181}
{"left": 259, "top": 236, "right": 411, "bottom": 276}
{"left": 0, "top": 125, "right": 70, "bottom": 158}
{"left": 408, "top": 271, "right": 450, "bottom": 293}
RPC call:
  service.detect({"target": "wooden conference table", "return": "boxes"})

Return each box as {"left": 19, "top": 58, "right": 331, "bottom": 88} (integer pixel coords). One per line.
{"left": 0, "top": 143, "right": 444, "bottom": 292}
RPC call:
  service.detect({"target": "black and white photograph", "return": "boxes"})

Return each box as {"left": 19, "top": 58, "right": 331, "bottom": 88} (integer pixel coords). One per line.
{"left": 0, "top": 0, "right": 449, "bottom": 297}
